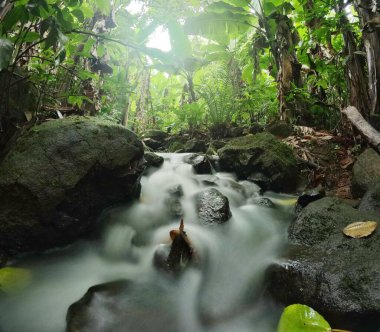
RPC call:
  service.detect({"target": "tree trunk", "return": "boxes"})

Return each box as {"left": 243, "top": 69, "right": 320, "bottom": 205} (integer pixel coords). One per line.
{"left": 275, "top": 14, "right": 303, "bottom": 121}
{"left": 355, "top": 0, "right": 380, "bottom": 115}
{"left": 343, "top": 106, "right": 380, "bottom": 151}
{"left": 337, "top": 1, "right": 371, "bottom": 118}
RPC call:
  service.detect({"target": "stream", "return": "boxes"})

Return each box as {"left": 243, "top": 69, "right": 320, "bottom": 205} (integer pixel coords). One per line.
{"left": 0, "top": 153, "right": 295, "bottom": 332}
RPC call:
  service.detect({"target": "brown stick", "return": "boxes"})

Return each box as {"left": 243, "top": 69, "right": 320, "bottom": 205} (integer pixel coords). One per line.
{"left": 342, "top": 106, "right": 380, "bottom": 152}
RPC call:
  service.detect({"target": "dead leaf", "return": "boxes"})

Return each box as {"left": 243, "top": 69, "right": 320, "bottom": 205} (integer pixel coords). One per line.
{"left": 343, "top": 221, "right": 377, "bottom": 238}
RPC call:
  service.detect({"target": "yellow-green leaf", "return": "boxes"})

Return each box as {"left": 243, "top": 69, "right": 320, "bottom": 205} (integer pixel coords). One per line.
{"left": 343, "top": 221, "right": 377, "bottom": 238}
{"left": 277, "top": 304, "right": 331, "bottom": 332}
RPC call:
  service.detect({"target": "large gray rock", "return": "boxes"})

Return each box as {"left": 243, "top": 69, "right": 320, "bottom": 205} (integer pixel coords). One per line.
{"left": 144, "top": 151, "right": 164, "bottom": 168}
{"left": 66, "top": 280, "right": 178, "bottom": 332}
{"left": 267, "top": 197, "right": 380, "bottom": 331}
{"left": 358, "top": 184, "right": 380, "bottom": 215}
{"left": 0, "top": 117, "right": 144, "bottom": 256}
{"left": 352, "top": 148, "right": 380, "bottom": 198}
{"left": 218, "top": 133, "right": 298, "bottom": 192}
{"left": 184, "top": 154, "right": 212, "bottom": 174}
{"left": 195, "top": 188, "right": 231, "bottom": 224}
{"left": 141, "top": 130, "right": 168, "bottom": 150}
{"left": 183, "top": 139, "right": 207, "bottom": 153}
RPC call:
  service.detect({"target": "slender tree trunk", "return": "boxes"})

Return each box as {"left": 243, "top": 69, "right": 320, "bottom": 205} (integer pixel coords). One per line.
{"left": 355, "top": 0, "right": 380, "bottom": 115}
{"left": 275, "top": 14, "right": 303, "bottom": 121}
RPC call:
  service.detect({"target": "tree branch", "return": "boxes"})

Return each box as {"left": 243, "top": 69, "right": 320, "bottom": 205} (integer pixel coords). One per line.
{"left": 69, "top": 29, "right": 140, "bottom": 50}
{"left": 342, "top": 106, "right": 380, "bottom": 152}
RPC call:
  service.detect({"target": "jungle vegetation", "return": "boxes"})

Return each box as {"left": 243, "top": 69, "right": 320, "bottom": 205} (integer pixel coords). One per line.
{"left": 0, "top": 0, "right": 379, "bottom": 142}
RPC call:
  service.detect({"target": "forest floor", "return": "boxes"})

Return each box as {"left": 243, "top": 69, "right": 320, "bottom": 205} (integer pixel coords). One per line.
{"left": 283, "top": 126, "right": 357, "bottom": 202}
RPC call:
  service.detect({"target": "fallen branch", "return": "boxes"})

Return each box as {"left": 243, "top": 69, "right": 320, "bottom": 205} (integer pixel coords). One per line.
{"left": 342, "top": 106, "right": 380, "bottom": 153}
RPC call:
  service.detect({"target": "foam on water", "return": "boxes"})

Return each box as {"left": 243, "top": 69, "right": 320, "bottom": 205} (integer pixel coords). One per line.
{"left": 0, "top": 153, "right": 294, "bottom": 332}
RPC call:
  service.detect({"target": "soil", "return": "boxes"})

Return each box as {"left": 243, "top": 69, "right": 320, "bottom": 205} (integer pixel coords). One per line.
{"left": 283, "top": 126, "right": 359, "bottom": 201}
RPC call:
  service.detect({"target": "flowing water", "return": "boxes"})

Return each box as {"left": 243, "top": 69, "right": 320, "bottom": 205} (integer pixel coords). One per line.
{"left": 0, "top": 153, "right": 295, "bottom": 332}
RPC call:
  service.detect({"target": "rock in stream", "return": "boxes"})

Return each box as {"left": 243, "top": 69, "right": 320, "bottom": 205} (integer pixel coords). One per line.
{"left": 0, "top": 117, "right": 144, "bottom": 256}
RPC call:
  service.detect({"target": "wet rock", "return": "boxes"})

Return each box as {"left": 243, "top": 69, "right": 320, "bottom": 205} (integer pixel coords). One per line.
{"left": 239, "top": 180, "right": 262, "bottom": 198}
{"left": 141, "top": 129, "right": 168, "bottom": 142}
{"left": 267, "top": 197, "right": 380, "bottom": 331}
{"left": 195, "top": 188, "right": 232, "bottom": 224}
{"left": 249, "top": 197, "right": 275, "bottom": 208}
{"left": 248, "top": 123, "right": 264, "bottom": 134}
{"left": 247, "top": 172, "right": 271, "bottom": 190}
{"left": 358, "top": 184, "right": 380, "bottom": 215}
{"left": 183, "top": 139, "right": 207, "bottom": 153}
{"left": 66, "top": 280, "right": 178, "bottom": 332}
{"left": 144, "top": 151, "right": 164, "bottom": 168}
{"left": 166, "top": 184, "right": 184, "bottom": 197}
{"left": 218, "top": 133, "right": 298, "bottom": 193}
{"left": 142, "top": 138, "right": 162, "bottom": 150}
{"left": 267, "top": 121, "right": 293, "bottom": 138}
{"left": 165, "top": 185, "right": 184, "bottom": 218}
{"left": 352, "top": 148, "right": 380, "bottom": 198}
{"left": 296, "top": 187, "right": 325, "bottom": 209}
{"left": 196, "top": 175, "right": 218, "bottom": 186}
{"left": 184, "top": 154, "right": 212, "bottom": 174}
{"left": 153, "top": 244, "right": 171, "bottom": 271}
{"left": 0, "top": 117, "right": 144, "bottom": 256}
{"left": 164, "top": 196, "right": 183, "bottom": 218}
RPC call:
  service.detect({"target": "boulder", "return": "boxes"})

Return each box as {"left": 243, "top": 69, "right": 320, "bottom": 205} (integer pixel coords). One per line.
{"left": 218, "top": 133, "right": 298, "bottom": 192}
{"left": 267, "top": 121, "right": 293, "bottom": 138}
{"left": 267, "top": 197, "right": 380, "bottom": 331}
{"left": 249, "top": 197, "right": 275, "bottom": 208}
{"left": 184, "top": 154, "right": 212, "bottom": 174}
{"left": 183, "top": 139, "right": 207, "bottom": 153}
{"left": 358, "top": 184, "right": 380, "bottom": 215}
{"left": 142, "top": 138, "right": 162, "bottom": 150}
{"left": 66, "top": 280, "right": 178, "bottom": 332}
{"left": 0, "top": 117, "right": 144, "bottom": 256}
{"left": 352, "top": 148, "right": 380, "bottom": 198}
{"left": 141, "top": 129, "right": 167, "bottom": 142}
{"left": 195, "top": 188, "right": 231, "bottom": 224}
{"left": 144, "top": 152, "right": 164, "bottom": 168}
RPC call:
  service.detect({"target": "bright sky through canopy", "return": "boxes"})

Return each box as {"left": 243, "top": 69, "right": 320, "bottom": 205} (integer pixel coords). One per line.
{"left": 126, "top": 0, "right": 172, "bottom": 52}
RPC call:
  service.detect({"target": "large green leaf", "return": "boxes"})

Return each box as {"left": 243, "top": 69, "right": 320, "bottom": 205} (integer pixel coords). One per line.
{"left": 184, "top": 12, "right": 253, "bottom": 45}
{"left": 0, "top": 38, "right": 14, "bottom": 71}
{"left": 167, "top": 20, "right": 192, "bottom": 59}
{"left": 277, "top": 304, "right": 331, "bottom": 332}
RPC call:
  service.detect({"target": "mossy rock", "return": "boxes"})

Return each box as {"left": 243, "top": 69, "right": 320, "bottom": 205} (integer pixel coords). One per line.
{"left": 0, "top": 116, "right": 144, "bottom": 256}
{"left": 267, "top": 197, "right": 380, "bottom": 331}
{"left": 352, "top": 148, "right": 380, "bottom": 198}
{"left": 140, "top": 129, "right": 167, "bottom": 142}
{"left": 217, "top": 133, "right": 298, "bottom": 192}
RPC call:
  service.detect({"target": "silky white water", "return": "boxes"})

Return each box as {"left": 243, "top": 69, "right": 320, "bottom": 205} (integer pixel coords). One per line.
{"left": 0, "top": 153, "right": 295, "bottom": 332}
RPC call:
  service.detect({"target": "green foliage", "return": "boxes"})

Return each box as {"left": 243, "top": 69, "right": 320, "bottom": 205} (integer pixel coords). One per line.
{"left": 0, "top": 38, "right": 13, "bottom": 70}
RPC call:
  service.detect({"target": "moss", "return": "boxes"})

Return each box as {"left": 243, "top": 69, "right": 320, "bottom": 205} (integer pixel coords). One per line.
{"left": 167, "top": 141, "right": 184, "bottom": 152}
{"left": 221, "top": 133, "right": 297, "bottom": 167}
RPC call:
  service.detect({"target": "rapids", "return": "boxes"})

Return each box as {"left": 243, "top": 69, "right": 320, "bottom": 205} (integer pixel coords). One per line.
{"left": 0, "top": 153, "right": 295, "bottom": 332}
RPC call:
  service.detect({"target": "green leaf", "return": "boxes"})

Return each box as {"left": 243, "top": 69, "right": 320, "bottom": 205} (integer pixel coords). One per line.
{"left": 0, "top": 267, "right": 31, "bottom": 293}
{"left": 0, "top": 38, "right": 14, "bottom": 71}
{"left": 95, "top": 0, "right": 111, "bottom": 15}
{"left": 242, "top": 63, "right": 253, "bottom": 83}
{"left": 277, "top": 304, "right": 331, "bottom": 332}
{"left": 184, "top": 12, "right": 252, "bottom": 46}
{"left": 23, "top": 31, "right": 40, "bottom": 42}
{"left": 167, "top": 20, "right": 192, "bottom": 60}
{"left": 71, "top": 8, "right": 84, "bottom": 22}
